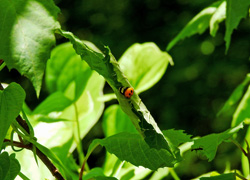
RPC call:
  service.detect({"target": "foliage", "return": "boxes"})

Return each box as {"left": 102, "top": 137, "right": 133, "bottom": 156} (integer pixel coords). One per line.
{"left": 1, "top": 0, "right": 250, "bottom": 180}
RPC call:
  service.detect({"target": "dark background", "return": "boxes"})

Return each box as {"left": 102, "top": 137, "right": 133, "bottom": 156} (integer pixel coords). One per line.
{"left": 2, "top": 0, "right": 250, "bottom": 179}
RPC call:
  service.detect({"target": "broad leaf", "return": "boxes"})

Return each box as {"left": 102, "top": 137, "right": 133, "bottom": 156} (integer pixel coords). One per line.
{"left": 232, "top": 85, "right": 250, "bottom": 126}
{"left": 0, "top": 83, "right": 25, "bottom": 149}
{"left": 91, "top": 132, "right": 181, "bottom": 170}
{"left": 217, "top": 74, "right": 250, "bottom": 117}
{"left": 162, "top": 129, "right": 192, "bottom": 147}
{"left": 32, "top": 92, "right": 72, "bottom": 115}
{"left": 210, "top": 1, "right": 226, "bottom": 37}
{"left": 0, "top": 0, "right": 60, "bottom": 96}
{"left": 167, "top": 2, "right": 220, "bottom": 50}
{"left": 119, "top": 43, "right": 173, "bottom": 94}
{"left": 225, "top": 0, "right": 250, "bottom": 52}
{"left": 59, "top": 30, "right": 176, "bottom": 156}
{"left": 192, "top": 122, "right": 243, "bottom": 161}
{"left": 0, "top": 152, "right": 20, "bottom": 180}
{"left": 102, "top": 105, "right": 137, "bottom": 137}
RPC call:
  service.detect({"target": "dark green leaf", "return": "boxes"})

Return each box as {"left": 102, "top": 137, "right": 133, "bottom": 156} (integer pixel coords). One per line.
{"left": 0, "top": 83, "right": 25, "bottom": 149}
{"left": 0, "top": 152, "right": 20, "bottom": 180}
{"left": 0, "top": 0, "right": 60, "bottom": 96}
{"left": 232, "top": 85, "right": 250, "bottom": 126}
{"left": 93, "top": 132, "right": 181, "bottom": 170}
{"left": 192, "top": 123, "right": 243, "bottom": 161}
{"left": 163, "top": 129, "right": 192, "bottom": 147}
{"left": 225, "top": 0, "right": 250, "bottom": 52}
{"left": 217, "top": 74, "right": 250, "bottom": 117}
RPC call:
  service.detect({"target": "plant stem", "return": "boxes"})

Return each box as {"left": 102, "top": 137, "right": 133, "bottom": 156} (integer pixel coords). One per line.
{"left": 73, "top": 103, "right": 88, "bottom": 170}
{"left": 169, "top": 168, "right": 180, "bottom": 180}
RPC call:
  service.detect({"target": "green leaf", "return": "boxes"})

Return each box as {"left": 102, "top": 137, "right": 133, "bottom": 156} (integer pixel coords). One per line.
{"left": 58, "top": 30, "right": 175, "bottom": 156}
{"left": 200, "top": 173, "right": 236, "bottom": 180}
{"left": 32, "top": 92, "right": 72, "bottom": 115}
{"left": 46, "top": 42, "right": 92, "bottom": 101}
{"left": 192, "top": 122, "right": 244, "bottom": 161}
{"left": 119, "top": 43, "right": 173, "bottom": 94}
{"left": 167, "top": 2, "right": 219, "bottom": 51}
{"left": 210, "top": 0, "right": 226, "bottom": 37}
{"left": 0, "top": 83, "right": 25, "bottom": 149}
{"left": 232, "top": 85, "right": 250, "bottom": 126}
{"left": 28, "top": 138, "right": 73, "bottom": 180}
{"left": 225, "top": 0, "right": 250, "bottom": 53}
{"left": 0, "top": 0, "right": 60, "bottom": 96}
{"left": 102, "top": 105, "right": 137, "bottom": 137}
{"left": 93, "top": 132, "right": 180, "bottom": 170}
{"left": 82, "top": 168, "right": 118, "bottom": 180}
{"left": 162, "top": 129, "right": 192, "bottom": 147}
{"left": 217, "top": 74, "right": 250, "bottom": 117}
{"left": 0, "top": 152, "right": 20, "bottom": 180}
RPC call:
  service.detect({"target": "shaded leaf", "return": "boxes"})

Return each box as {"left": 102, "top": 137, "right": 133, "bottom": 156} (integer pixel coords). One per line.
{"left": 0, "top": 152, "right": 20, "bottom": 180}
{"left": 232, "top": 85, "right": 250, "bottom": 126}
{"left": 0, "top": 83, "right": 25, "bottom": 149}
{"left": 217, "top": 74, "right": 250, "bottom": 117}
{"left": 192, "top": 123, "right": 243, "bottom": 161}
{"left": 225, "top": 0, "right": 250, "bottom": 52}
{"left": 0, "top": 0, "right": 60, "bottom": 96}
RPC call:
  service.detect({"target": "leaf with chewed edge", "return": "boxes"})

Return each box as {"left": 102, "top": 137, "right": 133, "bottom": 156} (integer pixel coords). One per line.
{"left": 89, "top": 132, "right": 180, "bottom": 171}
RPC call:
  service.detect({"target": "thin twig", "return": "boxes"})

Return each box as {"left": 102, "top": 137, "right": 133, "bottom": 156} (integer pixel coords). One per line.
{"left": 1, "top": 82, "right": 65, "bottom": 180}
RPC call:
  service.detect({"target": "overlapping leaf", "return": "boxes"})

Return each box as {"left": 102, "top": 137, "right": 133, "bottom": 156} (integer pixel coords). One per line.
{"left": 0, "top": 83, "right": 25, "bottom": 149}
{"left": 0, "top": 152, "right": 20, "bottom": 180}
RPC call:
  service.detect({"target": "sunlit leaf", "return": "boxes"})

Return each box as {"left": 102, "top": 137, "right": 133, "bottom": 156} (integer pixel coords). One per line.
{"left": 0, "top": 0, "right": 60, "bottom": 96}
{"left": 102, "top": 105, "right": 137, "bottom": 137}
{"left": 167, "top": 2, "right": 220, "bottom": 51}
{"left": 58, "top": 30, "right": 176, "bottom": 156}
{"left": 192, "top": 123, "right": 243, "bottom": 161}
{"left": 82, "top": 168, "right": 118, "bottom": 180}
{"left": 119, "top": 43, "right": 173, "bottom": 94}
{"left": 225, "top": 0, "right": 250, "bottom": 53}
{"left": 0, "top": 83, "right": 25, "bottom": 149}
{"left": 200, "top": 173, "right": 236, "bottom": 180}
{"left": 210, "top": 1, "right": 226, "bottom": 37}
